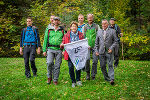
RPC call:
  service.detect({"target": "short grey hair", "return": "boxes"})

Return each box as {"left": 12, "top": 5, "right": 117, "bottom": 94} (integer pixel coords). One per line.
{"left": 87, "top": 13, "right": 94, "bottom": 18}
{"left": 78, "top": 14, "right": 84, "bottom": 18}
{"left": 50, "top": 15, "right": 55, "bottom": 18}
{"left": 102, "top": 19, "right": 109, "bottom": 24}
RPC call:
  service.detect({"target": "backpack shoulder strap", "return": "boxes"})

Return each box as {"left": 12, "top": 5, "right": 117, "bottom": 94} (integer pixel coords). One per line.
{"left": 47, "top": 29, "right": 52, "bottom": 47}
{"left": 115, "top": 24, "right": 118, "bottom": 31}
{"left": 62, "top": 29, "right": 64, "bottom": 36}
{"left": 59, "top": 26, "right": 65, "bottom": 36}
{"left": 32, "top": 26, "right": 37, "bottom": 41}
{"left": 84, "top": 24, "right": 87, "bottom": 32}
{"left": 32, "top": 26, "right": 36, "bottom": 35}
{"left": 48, "top": 29, "right": 51, "bottom": 39}
{"left": 24, "top": 27, "right": 27, "bottom": 40}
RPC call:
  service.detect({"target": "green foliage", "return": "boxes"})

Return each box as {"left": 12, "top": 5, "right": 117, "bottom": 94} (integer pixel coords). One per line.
{"left": 0, "top": 0, "right": 149, "bottom": 60}
{"left": 121, "top": 32, "right": 150, "bottom": 60}
{"left": 0, "top": 58, "right": 150, "bottom": 99}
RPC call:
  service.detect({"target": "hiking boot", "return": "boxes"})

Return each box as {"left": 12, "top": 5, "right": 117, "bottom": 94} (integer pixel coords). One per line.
{"left": 77, "top": 81, "right": 82, "bottom": 86}
{"left": 47, "top": 78, "right": 52, "bottom": 84}
{"left": 53, "top": 81, "right": 58, "bottom": 85}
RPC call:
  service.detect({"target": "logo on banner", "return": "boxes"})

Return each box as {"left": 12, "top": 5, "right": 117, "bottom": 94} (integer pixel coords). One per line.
{"left": 73, "top": 46, "right": 82, "bottom": 53}
{"left": 75, "top": 57, "right": 80, "bottom": 66}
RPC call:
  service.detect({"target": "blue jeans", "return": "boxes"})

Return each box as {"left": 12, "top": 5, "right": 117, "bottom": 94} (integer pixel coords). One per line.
{"left": 68, "top": 58, "right": 81, "bottom": 83}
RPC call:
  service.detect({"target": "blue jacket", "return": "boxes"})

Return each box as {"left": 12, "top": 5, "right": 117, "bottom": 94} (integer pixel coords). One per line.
{"left": 78, "top": 23, "right": 85, "bottom": 32}
{"left": 20, "top": 26, "right": 41, "bottom": 47}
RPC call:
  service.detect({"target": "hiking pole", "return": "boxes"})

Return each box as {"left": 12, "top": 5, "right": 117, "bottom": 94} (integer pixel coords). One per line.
{"left": 121, "top": 32, "right": 124, "bottom": 60}
{"left": 122, "top": 41, "right": 124, "bottom": 60}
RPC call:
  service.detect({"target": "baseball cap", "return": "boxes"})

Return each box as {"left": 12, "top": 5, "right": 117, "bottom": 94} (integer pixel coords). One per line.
{"left": 110, "top": 18, "right": 116, "bottom": 21}
{"left": 54, "top": 17, "right": 60, "bottom": 21}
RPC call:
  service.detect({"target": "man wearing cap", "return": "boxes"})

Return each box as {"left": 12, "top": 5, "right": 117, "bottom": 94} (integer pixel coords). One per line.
{"left": 82, "top": 13, "right": 100, "bottom": 80}
{"left": 109, "top": 18, "right": 123, "bottom": 67}
{"left": 43, "top": 17, "right": 65, "bottom": 85}
{"left": 78, "top": 14, "right": 85, "bottom": 32}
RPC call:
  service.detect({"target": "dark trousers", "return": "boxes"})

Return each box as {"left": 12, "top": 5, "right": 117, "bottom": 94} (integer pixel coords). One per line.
{"left": 68, "top": 58, "right": 81, "bottom": 83}
{"left": 85, "top": 48, "right": 98, "bottom": 77}
{"left": 114, "top": 43, "right": 119, "bottom": 67}
{"left": 23, "top": 45, "right": 37, "bottom": 77}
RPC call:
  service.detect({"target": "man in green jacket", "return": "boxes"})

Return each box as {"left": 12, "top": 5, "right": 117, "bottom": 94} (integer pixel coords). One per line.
{"left": 43, "top": 17, "right": 65, "bottom": 85}
{"left": 82, "top": 13, "right": 100, "bottom": 80}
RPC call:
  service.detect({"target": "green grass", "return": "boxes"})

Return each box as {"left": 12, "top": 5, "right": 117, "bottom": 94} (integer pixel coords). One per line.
{"left": 0, "top": 58, "right": 150, "bottom": 100}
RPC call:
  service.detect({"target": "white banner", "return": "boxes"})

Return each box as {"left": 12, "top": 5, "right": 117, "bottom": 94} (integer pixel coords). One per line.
{"left": 64, "top": 39, "right": 89, "bottom": 70}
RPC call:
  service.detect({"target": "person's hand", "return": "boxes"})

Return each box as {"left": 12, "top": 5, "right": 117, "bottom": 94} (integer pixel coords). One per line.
{"left": 120, "top": 33, "right": 123, "bottom": 37}
{"left": 62, "top": 51, "right": 65, "bottom": 55}
{"left": 43, "top": 52, "right": 47, "bottom": 56}
{"left": 37, "top": 47, "right": 40, "bottom": 54}
{"left": 108, "top": 49, "right": 112, "bottom": 53}
{"left": 60, "top": 43, "right": 64, "bottom": 48}
{"left": 20, "top": 47, "right": 23, "bottom": 55}
{"left": 96, "top": 52, "right": 99, "bottom": 56}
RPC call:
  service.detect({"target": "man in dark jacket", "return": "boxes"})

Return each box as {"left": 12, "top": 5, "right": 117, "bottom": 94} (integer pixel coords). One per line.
{"left": 20, "top": 17, "right": 41, "bottom": 78}
{"left": 109, "top": 18, "right": 123, "bottom": 67}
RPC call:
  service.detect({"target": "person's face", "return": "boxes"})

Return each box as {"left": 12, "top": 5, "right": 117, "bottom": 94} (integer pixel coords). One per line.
{"left": 109, "top": 20, "right": 115, "bottom": 25}
{"left": 50, "top": 16, "right": 55, "bottom": 24}
{"left": 27, "top": 19, "right": 32, "bottom": 26}
{"left": 54, "top": 19, "right": 60, "bottom": 26}
{"left": 71, "top": 24, "right": 78, "bottom": 33}
{"left": 78, "top": 15, "right": 84, "bottom": 23}
{"left": 102, "top": 21, "right": 108, "bottom": 30}
{"left": 87, "top": 15, "right": 93, "bottom": 24}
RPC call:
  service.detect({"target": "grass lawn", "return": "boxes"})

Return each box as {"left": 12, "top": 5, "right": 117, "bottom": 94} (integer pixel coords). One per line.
{"left": 0, "top": 58, "right": 149, "bottom": 100}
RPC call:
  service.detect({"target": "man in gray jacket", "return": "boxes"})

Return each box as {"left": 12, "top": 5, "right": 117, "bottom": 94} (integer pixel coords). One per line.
{"left": 95, "top": 19, "right": 118, "bottom": 85}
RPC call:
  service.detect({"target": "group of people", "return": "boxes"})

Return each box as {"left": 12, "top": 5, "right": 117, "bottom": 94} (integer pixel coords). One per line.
{"left": 20, "top": 13, "right": 123, "bottom": 88}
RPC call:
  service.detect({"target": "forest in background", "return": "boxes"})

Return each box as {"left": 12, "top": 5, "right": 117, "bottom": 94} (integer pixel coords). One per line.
{"left": 0, "top": 0, "right": 150, "bottom": 60}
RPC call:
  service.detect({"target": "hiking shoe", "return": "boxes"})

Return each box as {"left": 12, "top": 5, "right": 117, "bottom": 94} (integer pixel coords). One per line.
{"left": 110, "top": 80, "right": 115, "bottom": 85}
{"left": 114, "top": 65, "right": 118, "bottom": 68}
{"left": 77, "top": 81, "right": 82, "bottom": 86}
{"left": 53, "top": 81, "right": 58, "bottom": 85}
{"left": 92, "top": 77, "right": 95, "bottom": 80}
{"left": 86, "top": 73, "right": 90, "bottom": 80}
{"left": 33, "top": 73, "right": 37, "bottom": 77}
{"left": 47, "top": 78, "right": 52, "bottom": 84}
{"left": 72, "top": 83, "right": 76, "bottom": 88}
{"left": 26, "top": 74, "right": 31, "bottom": 79}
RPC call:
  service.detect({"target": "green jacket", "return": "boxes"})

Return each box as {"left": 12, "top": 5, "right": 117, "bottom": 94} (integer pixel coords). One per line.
{"left": 43, "top": 26, "right": 64, "bottom": 52}
{"left": 82, "top": 23, "right": 100, "bottom": 48}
